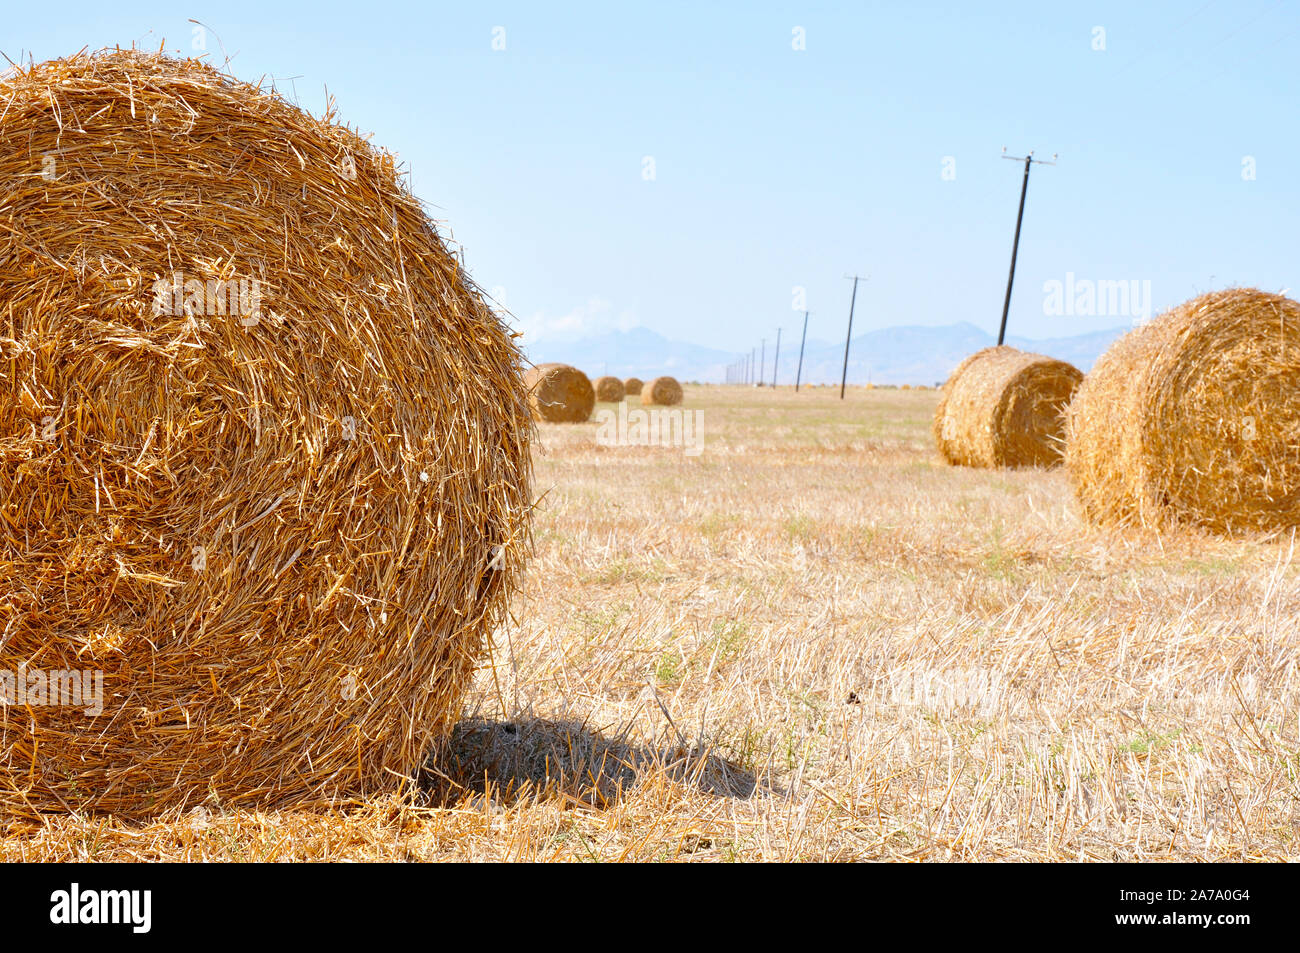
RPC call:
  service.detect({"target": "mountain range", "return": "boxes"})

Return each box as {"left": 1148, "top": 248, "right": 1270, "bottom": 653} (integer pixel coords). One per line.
{"left": 522, "top": 322, "right": 1132, "bottom": 386}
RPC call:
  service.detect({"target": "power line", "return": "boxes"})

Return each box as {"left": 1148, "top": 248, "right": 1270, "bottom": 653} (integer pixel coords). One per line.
{"left": 1155, "top": 4, "right": 1300, "bottom": 95}
{"left": 1113, "top": 0, "right": 1221, "bottom": 75}
{"left": 1154, "top": 0, "right": 1284, "bottom": 81}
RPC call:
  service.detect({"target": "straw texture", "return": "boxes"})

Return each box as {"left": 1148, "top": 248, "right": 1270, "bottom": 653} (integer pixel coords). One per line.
{"left": 594, "top": 376, "right": 625, "bottom": 403}
{"left": 623, "top": 378, "right": 643, "bottom": 396}
{"left": 0, "top": 50, "right": 533, "bottom": 815}
{"left": 640, "top": 376, "right": 683, "bottom": 407}
{"left": 1066, "top": 288, "right": 1300, "bottom": 534}
{"left": 933, "top": 346, "right": 1082, "bottom": 469}
{"left": 524, "top": 363, "right": 594, "bottom": 423}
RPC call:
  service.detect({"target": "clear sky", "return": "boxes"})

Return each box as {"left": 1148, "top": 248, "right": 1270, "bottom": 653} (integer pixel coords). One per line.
{"left": 5, "top": 1, "right": 1298, "bottom": 354}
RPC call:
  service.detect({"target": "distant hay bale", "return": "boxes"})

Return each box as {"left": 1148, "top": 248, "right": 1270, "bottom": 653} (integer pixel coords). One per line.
{"left": 0, "top": 50, "right": 533, "bottom": 816}
{"left": 525, "top": 363, "right": 595, "bottom": 422}
{"left": 594, "top": 375, "right": 625, "bottom": 402}
{"left": 623, "top": 377, "right": 643, "bottom": 396}
{"left": 1066, "top": 288, "right": 1300, "bottom": 534}
{"left": 933, "top": 346, "right": 1082, "bottom": 469}
{"left": 642, "top": 376, "right": 684, "bottom": 406}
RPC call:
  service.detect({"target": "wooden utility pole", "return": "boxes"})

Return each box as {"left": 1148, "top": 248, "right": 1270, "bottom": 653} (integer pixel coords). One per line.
{"left": 795, "top": 310, "right": 809, "bottom": 392}
{"left": 998, "top": 149, "right": 1057, "bottom": 345}
{"left": 772, "top": 328, "right": 781, "bottom": 387}
{"left": 840, "top": 275, "right": 866, "bottom": 399}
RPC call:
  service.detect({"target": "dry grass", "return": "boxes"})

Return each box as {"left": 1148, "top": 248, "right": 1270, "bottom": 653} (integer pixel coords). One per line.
{"left": 624, "top": 378, "right": 644, "bottom": 396}
{"left": 5, "top": 384, "right": 1300, "bottom": 860}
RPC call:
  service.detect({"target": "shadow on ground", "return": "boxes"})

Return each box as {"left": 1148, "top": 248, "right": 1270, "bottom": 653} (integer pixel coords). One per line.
{"left": 421, "top": 717, "right": 759, "bottom": 809}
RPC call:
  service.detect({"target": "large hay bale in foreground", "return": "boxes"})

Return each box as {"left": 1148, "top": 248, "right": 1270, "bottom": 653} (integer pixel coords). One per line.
{"left": 594, "top": 375, "right": 625, "bottom": 402}
{"left": 623, "top": 377, "right": 644, "bottom": 396}
{"left": 641, "top": 376, "right": 683, "bottom": 406}
{"left": 933, "top": 346, "right": 1082, "bottom": 468}
{"left": 525, "top": 363, "right": 595, "bottom": 422}
{"left": 1066, "top": 288, "right": 1300, "bottom": 534}
{"left": 0, "top": 51, "right": 533, "bottom": 816}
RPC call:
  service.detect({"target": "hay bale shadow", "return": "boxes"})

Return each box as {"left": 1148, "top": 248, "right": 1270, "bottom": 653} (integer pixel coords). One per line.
{"left": 421, "top": 717, "right": 758, "bottom": 809}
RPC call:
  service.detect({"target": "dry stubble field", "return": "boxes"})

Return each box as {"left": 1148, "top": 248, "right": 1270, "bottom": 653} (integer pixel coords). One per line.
{"left": 7, "top": 384, "right": 1299, "bottom": 861}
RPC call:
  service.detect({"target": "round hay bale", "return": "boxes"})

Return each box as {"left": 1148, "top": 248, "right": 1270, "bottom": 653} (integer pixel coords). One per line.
{"left": 1066, "top": 288, "right": 1300, "bottom": 534}
{"left": 641, "top": 376, "right": 684, "bottom": 406}
{"left": 0, "top": 51, "right": 533, "bottom": 816}
{"left": 933, "top": 346, "right": 1082, "bottom": 469}
{"left": 593, "top": 375, "right": 625, "bottom": 403}
{"left": 623, "top": 377, "right": 643, "bottom": 396}
{"left": 525, "top": 363, "right": 595, "bottom": 422}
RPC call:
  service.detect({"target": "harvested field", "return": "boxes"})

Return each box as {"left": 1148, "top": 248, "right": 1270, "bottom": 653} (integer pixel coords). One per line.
{"left": 7, "top": 385, "right": 1298, "bottom": 860}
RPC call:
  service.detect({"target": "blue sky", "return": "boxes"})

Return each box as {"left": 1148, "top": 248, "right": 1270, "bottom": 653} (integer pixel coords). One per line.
{"left": 5, "top": 1, "right": 1298, "bottom": 354}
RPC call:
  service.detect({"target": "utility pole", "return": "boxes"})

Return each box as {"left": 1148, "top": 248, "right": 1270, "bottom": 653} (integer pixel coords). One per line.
{"left": 998, "top": 148, "right": 1057, "bottom": 346}
{"left": 760, "top": 339, "right": 766, "bottom": 386}
{"left": 795, "top": 310, "right": 810, "bottom": 392}
{"left": 772, "top": 328, "right": 781, "bottom": 388}
{"left": 840, "top": 274, "right": 866, "bottom": 400}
